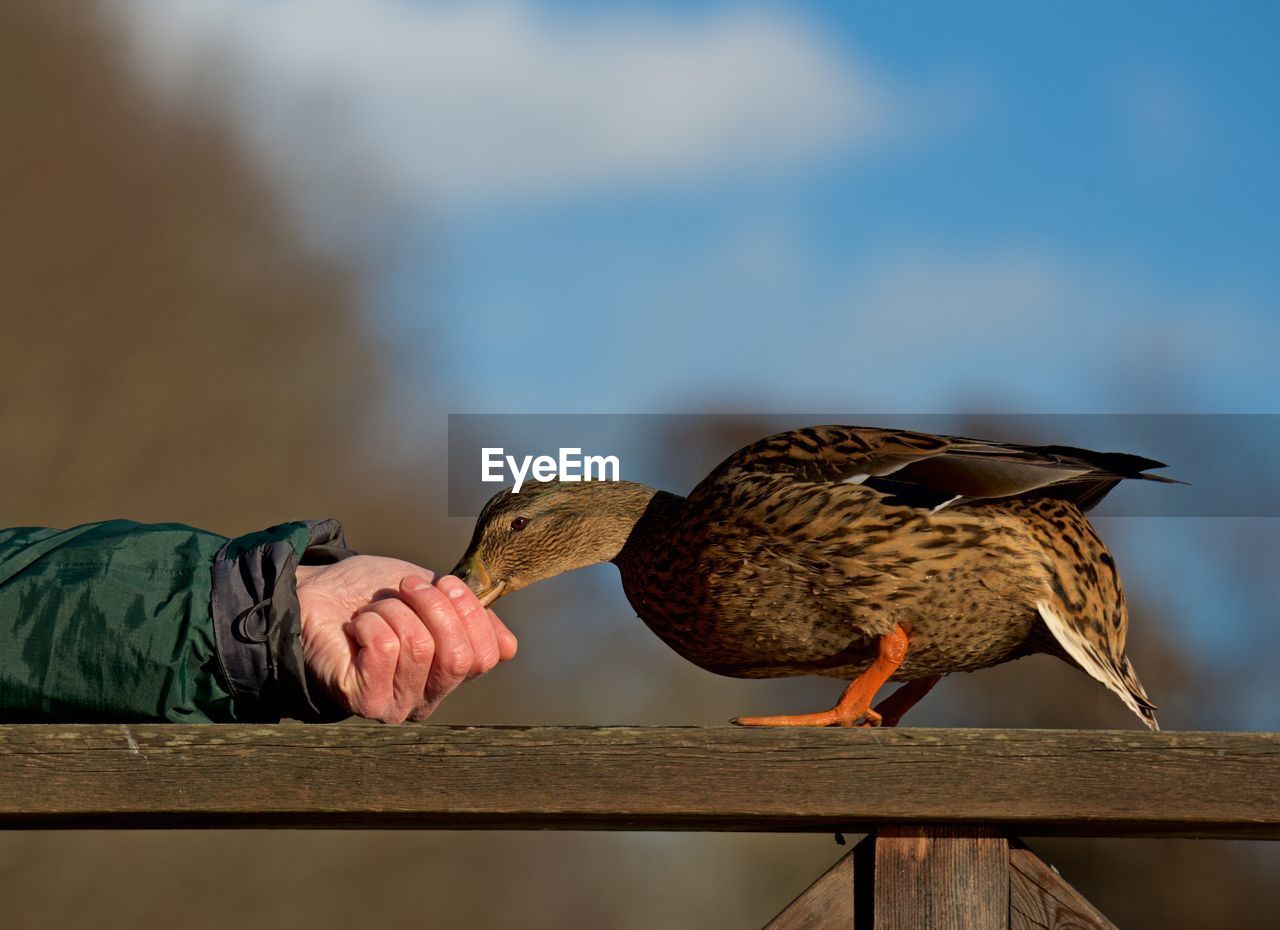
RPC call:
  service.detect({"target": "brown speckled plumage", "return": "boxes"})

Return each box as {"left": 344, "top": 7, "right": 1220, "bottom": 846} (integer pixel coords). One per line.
{"left": 454, "top": 425, "right": 1175, "bottom": 729}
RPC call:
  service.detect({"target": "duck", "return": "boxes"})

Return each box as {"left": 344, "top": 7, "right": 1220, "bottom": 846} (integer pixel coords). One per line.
{"left": 451, "top": 425, "right": 1178, "bottom": 729}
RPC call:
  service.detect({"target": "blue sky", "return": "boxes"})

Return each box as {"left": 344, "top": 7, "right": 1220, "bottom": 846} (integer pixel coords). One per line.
{"left": 118, "top": 0, "right": 1280, "bottom": 415}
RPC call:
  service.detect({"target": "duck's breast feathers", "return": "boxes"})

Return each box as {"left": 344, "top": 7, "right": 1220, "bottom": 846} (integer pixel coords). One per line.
{"left": 701, "top": 425, "right": 1180, "bottom": 512}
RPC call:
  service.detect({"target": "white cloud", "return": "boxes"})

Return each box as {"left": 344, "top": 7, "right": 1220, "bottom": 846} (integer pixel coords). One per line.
{"left": 112, "top": 0, "right": 895, "bottom": 212}
{"left": 824, "top": 248, "right": 1278, "bottom": 411}
{"left": 1118, "top": 64, "right": 1201, "bottom": 168}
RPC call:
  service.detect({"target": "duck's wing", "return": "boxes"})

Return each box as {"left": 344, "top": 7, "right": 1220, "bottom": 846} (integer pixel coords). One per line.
{"left": 705, "top": 425, "right": 1181, "bottom": 512}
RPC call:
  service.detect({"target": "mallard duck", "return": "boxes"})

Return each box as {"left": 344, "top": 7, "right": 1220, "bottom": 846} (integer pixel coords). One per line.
{"left": 452, "top": 426, "right": 1178, "bottom": 729}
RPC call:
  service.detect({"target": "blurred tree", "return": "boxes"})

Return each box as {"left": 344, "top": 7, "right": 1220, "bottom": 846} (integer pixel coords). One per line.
{"left": 1, "top": 3, "right": 359, "bottom": 530}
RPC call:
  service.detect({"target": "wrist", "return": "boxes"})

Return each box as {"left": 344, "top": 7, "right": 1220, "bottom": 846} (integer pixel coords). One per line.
{"left": 295, "top": 563, "right": 326, "bottom": 589}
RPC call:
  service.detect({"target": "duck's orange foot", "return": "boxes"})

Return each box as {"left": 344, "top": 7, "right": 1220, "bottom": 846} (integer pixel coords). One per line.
{"left": 730, "top": 626, "right": 911, "bottom": 730}
{"left": 732, "top": 706, "right": 882, "bottom": 728}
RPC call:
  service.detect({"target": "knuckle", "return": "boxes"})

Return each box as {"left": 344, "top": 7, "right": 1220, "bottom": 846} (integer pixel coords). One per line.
{"left": 423, "top": 590, "right": 462, "bottom": 625}
{"left": 438, "top": 643, "right": 474, "bottom": 678}
{"left": 409, "top": 634, "right": 434, "bottom": 664}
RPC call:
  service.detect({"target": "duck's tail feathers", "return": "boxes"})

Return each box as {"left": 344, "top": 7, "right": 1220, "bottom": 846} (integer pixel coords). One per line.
{"left": 1037, "top": 601, "right": 1160, "bottom": 731}
{"left": 1119, "top": 655, "right": 1160, "bottom": 731}
{"left": 1035, "top": 446, "right": 1186, "bottom": 484}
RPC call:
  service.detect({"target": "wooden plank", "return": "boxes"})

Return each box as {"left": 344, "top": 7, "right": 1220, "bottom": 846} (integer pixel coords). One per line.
{"left": 1009, "top": 846, "right": 1116, "bottom": 930}
{"left": 764, "top": 848, "right": 855, "bottom": 930}
{"left": 872, "top": 826, "right": 1009, "bottom": 930}
{"left": 0, "top": 726, "right": 1277, "bottom": 835}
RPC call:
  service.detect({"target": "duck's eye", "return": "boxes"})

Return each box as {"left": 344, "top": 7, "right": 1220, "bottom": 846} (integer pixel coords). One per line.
{"left": 510, "top": 517, "right": 528, "bottom": 532}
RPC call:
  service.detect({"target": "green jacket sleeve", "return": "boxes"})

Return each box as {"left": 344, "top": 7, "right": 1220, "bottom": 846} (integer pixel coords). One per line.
{"left": 0, "top": 518, "right": 354, "bottom": 723}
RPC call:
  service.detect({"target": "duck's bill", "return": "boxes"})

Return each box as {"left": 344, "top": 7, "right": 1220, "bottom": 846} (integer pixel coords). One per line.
{"left": 475, "top": 581, "right": 507, "bottom": 608}
{"left": 449, "top": 553, "right": 508, "bottom": 607}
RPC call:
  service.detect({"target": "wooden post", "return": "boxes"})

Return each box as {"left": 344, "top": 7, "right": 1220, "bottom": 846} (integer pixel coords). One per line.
{"left": 872, "top": 826, "right": 1009, "bottom": 930}
{"left": 766, "top": 831, "right": 1119, "bottom": 929}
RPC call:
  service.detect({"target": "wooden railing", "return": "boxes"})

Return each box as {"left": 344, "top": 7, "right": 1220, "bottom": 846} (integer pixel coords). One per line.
{"left": 2, "top": 726, "right": 1277, "bottom": 927}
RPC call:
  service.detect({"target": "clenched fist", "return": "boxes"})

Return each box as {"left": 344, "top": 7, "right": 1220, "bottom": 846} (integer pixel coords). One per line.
{"left": 295, "top": 556, "right": 517, "bottom": 722}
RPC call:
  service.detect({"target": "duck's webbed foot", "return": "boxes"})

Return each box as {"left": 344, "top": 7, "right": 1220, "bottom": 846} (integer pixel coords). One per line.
{"left": 731, "top": 705, "right": 884, "bottom": 728}
{"left": 732, "top": 626, "right": 910, "bottom": 728}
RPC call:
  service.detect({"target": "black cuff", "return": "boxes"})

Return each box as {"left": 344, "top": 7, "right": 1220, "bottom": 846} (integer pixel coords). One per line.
{"left": 210, "top": 519, "right": 355, "bottom": 722}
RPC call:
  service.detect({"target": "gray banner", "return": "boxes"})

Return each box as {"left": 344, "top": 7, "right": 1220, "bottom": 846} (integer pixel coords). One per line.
{"left": 447, "top": 414, "right": 1280, "bottom": 517}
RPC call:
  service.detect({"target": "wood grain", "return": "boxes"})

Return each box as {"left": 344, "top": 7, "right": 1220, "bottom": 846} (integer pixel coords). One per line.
{"left": 873, "top": 826, "right": 1008, "bottom": 930}
{"left": 765, "top": 848, "right": 856, "bottom": 930}
{"left": 0, "top": 726, "right": 1277, "bottom": 835}
{"left": 1009, "top": 846, "right": 1116, "bottom": 930}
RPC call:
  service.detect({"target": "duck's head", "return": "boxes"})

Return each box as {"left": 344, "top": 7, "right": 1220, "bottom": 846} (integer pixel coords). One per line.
{"left": 450, "top": 480, "right": 658, "bottom": 606}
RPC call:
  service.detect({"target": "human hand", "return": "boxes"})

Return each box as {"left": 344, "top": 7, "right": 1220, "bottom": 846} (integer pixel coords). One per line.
{"left": 295, "top": 556, "right": 517, "bottom": 723}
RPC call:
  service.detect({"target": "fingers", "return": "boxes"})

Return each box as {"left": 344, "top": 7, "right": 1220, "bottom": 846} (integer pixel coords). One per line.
{"left": 346, "top": 610, "right": 400, "bottom": 722}
{"left": 374, "top": 596, "right": 435, "bottom": 717}
{"left": 489, "top": 609, "right": 519, "bottom": 661}
{"left": 435, "top": 575, "right": 502, "bottom": 678}
{"left": 428, "top": 580, "right": 517, "bottom": 665}
{"left": 398, "top": 575, "right": 518, "bottom": 721}
{"left": 346, "top": 597, "right": 439, "bottom": 724}
{"left": 396, "top": 576, "right": 474, "bottom": 718}
{"left": 344, "top": 573, "right": 519, "bottom": 724}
